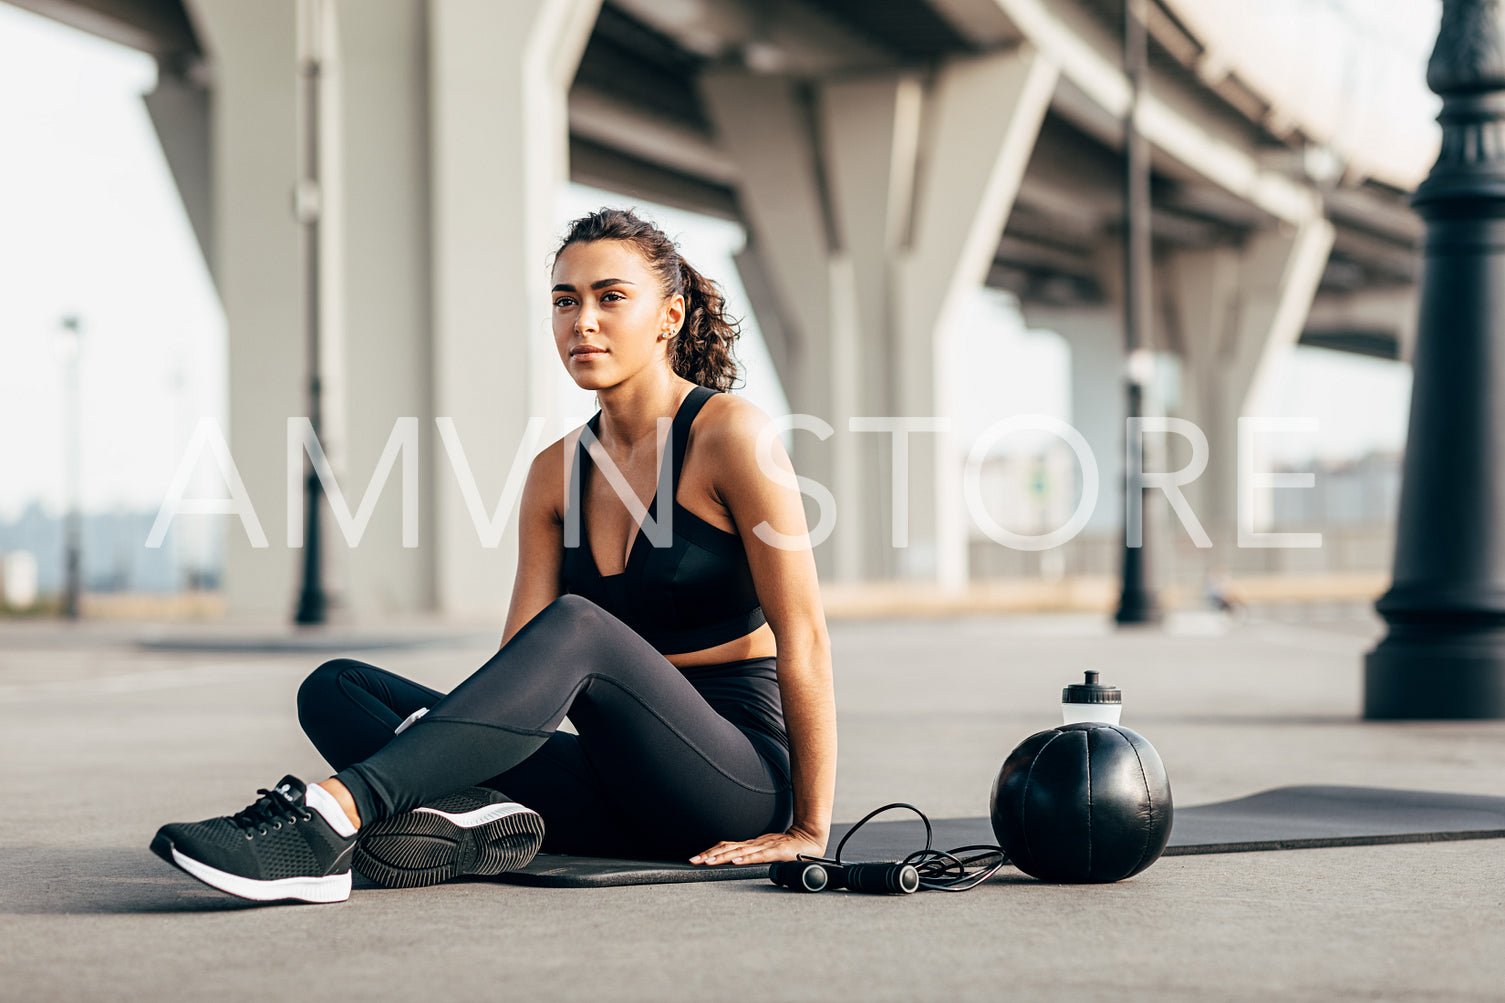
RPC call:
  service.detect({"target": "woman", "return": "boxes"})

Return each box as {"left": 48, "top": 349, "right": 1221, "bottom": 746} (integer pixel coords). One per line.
{"left": 150, "top": 208, "right": 837, "bottom": 903}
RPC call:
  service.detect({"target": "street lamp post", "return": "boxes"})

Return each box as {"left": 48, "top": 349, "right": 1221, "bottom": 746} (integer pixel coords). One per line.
{"left": 1115, "top": 0, "right": 1161, "bottom": 627}
{"left": 293, "top": 0, "right": 328, "bottom": 626}
{"left": 59, "top": 314, "right": 83, "bottom": 621}
{"left": 1364, "top": 0, "right": 1505, "bottom": 717}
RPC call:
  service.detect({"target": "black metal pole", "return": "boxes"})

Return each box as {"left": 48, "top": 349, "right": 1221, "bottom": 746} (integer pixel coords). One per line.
{"left": 1115, "top": 0, "right": 1161, "bottom": 626}
{"left": 61, "top": 314, "right": 82, "bottom": 621}
{"left": 294, "top": 0, "right": 327, "bottom": 626}
{"left": 1364, "top": 0, "right": 1505, "bottom": 718}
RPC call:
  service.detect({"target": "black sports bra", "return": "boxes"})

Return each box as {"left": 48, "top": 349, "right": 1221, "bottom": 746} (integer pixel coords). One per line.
{"left": 560, "top": 386, "right": 768, "bottom": 655}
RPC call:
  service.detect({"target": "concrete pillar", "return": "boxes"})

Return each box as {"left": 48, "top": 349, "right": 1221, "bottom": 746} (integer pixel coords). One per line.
{"left": 189, "top": 0, "right": 434, "bottom": 619}
{"left": 329, "top": 0, "right": 435, "bottom": 615}
{"left": 698, "top": 70, "right": 838, "bottom": 478}
{"left": 185, "top": 0, "right": 306, "bottom": 617}
{"left": 1164, "top": 217, "right": 1334, "bottom": 548}
{"left": 702, "top": 46, "right": 1056, "bottom": 588}
{"left": 892, "top": 51, "right": 1057, "bottom": 588}
{"left": 143, "top": 62, "right": 214, "bottom": 281}
{"left": 1020, "top": 306, "right": 1122, "bottom": 537}
{"left": 820, "top": 73, "right": 921, "bottom": 582}
{"left": 428, "top": 0, "right": 599, "bottom": 618}
{"left": 1305, "top": 287, "right": 1420, "bottom": 363}
{"left": 188, "top": 0, "right": 599, "bottom": 619}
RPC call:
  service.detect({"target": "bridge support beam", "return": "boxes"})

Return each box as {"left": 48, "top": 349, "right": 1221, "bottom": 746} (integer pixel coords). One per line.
{"left": 1305, "top": 287, "right": 1420, "bottom": 364}
{"left": 143, "top": 64, "right": 214, "bottom": 282}
{"left": 1017, "top": 306, "right": 1123, "bottom": 540}
{"left": 325, "top": 0, "right": 434, "bottom": 616}
{"left": 186, "top": 0, "right": 597, "bottom": 618}
{"left": 1164, "top": 218, "right": 1334, "bottom": 552}
{"left": 702, "top": 48, "right": 1056, "bottom": 586}
{"left": 185, "top": 0, "right": 306, "bottom": 617}
{"left": 427, "top": 0, "right": 598, "bottom": 616}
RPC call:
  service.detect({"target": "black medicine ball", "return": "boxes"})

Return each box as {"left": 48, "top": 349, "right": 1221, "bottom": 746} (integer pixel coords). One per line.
{"left": 990, "top": 722, "right": 1173, "bottom": 883}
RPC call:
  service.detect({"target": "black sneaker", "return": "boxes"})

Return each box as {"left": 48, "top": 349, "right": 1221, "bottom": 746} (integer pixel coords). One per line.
{"left": 150, "top": 776, "right": 356, "bottom": 903}
{"left": 353, "top": 787, "right": 545, "bottom": 889}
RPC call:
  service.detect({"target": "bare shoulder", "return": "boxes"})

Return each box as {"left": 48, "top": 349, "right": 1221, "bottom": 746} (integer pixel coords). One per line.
{"left": 698, "top": 391, "right": 821, "bottom": 632}
{"left": 695, "top": 392, "right": 793, "bottom": 506}
{"left": 532, "top": 431, "right": 574, "bottom": 480}
{"left": 697, "top": 391, "right": 779, "bottom": 454}
{"left": 522, "top": 430, "right": 578, "bottom": 523}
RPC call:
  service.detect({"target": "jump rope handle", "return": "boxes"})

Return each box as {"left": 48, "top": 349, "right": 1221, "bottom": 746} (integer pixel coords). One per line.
{"left": 767, "top": 860, "right": 829, "bottom": 892}
{"left": 840, "top": 862, "right": 920, "bottom": 895}
{"left": 767, "top": 860, "right": 919, "bottom": 895}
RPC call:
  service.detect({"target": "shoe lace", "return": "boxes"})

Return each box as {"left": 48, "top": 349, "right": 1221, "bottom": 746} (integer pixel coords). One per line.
{"left": 231, "top": 787, "right": 315, "bottom": 837}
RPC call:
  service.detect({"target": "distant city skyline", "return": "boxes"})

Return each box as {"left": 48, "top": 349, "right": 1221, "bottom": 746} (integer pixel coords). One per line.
{"left": 0, "top": 0, "right": 1421, "bottom": 539}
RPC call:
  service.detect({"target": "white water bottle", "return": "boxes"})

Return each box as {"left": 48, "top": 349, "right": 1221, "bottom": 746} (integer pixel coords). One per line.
{"left": 1061, "top": 671, "right": 1122, "bottom": 725}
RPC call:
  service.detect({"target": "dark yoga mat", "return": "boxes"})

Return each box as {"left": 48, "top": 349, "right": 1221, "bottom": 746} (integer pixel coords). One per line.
{"left": 494, "top": 785, "right": 1505, "bottom": 888}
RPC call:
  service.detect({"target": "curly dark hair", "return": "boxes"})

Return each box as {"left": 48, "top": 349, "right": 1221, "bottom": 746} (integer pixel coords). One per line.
{"left": 554, "top": 207, "right": 743, "bottom": 392}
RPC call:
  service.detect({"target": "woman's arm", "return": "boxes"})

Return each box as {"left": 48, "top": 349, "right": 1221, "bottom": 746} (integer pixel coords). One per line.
{"left": 766, "top": 625, "right": 836, "bottom": 848}
{"left": 499, "top": 436, "right": 569, "bottom": 649}
{"left": 689, "top": 397, "right": 836, "bottom": 864}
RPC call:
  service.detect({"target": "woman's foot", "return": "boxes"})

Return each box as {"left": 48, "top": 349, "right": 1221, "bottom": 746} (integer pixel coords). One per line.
{"left": 150, "top": 776, "right": 359, "bottom": 903}
{"left": 353, "top": 787, "right": 545, "bottom": 889}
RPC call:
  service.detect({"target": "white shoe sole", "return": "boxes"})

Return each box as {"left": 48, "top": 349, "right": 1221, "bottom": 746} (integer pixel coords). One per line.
{"left": 165, "top": 844, "right": 352, "bottom": 903}
{"left": 414, "top": 801, "right": 537, "bottom": 827}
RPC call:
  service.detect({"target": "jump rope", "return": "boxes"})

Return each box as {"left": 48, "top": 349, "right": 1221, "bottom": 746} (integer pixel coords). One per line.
{"left": 767, "top": 802, "right": 1010, "bottom": 895}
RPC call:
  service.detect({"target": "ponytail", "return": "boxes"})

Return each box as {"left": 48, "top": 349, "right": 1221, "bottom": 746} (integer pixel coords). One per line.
{"left": 671, "top": 256, "right": 742, "bottom": 392}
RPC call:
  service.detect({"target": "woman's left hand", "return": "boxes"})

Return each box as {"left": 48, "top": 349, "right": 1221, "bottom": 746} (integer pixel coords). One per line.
{"left": 689, "top": 827, "right": 826, "bottom": 866}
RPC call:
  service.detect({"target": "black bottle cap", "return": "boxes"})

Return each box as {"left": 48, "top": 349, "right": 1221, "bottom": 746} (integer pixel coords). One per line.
{"left": 1062, "top": 670, "right": 1121, "bottom": 705}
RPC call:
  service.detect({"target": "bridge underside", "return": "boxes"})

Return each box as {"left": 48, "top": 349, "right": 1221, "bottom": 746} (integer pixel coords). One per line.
{"left": 567, "top": 1, "right": 1419, "bottom": 351}
{"left": 9, "top": 0, "right": 1419, "bottom": 353}
{"left": 5, "top": 0, "right": 1424, "bottom": 616}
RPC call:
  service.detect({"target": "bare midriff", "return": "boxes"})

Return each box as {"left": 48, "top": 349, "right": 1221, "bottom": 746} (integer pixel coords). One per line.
{"left": 666, "top": 620, "right": 777, "bottom": 669}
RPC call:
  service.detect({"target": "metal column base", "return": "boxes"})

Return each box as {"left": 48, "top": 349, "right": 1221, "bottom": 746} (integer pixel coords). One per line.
{"left": 1364, "top": 627, "right": 1505, "bottom": 719}
{"left": 1114, "top": 590, "right": 1163, "bottom": 626}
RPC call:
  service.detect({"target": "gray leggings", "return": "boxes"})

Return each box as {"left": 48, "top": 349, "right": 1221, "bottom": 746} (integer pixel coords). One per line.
{"left": 297, "top": 595, "right": 792, "bottom": 860}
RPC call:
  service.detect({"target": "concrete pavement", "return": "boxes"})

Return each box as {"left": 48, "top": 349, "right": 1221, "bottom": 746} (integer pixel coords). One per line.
{"left": 3, "top": 607, "right": 1503, "bottom": 1001}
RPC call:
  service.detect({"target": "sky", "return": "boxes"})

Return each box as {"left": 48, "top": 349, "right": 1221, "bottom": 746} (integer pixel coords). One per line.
{"left": 0, "top": 3, "right": 223, "bottom": 522}
{"left": 1182, "top": 0, "right": 1441, "bottom": 189}
{"left": 0, "top": 0, "right": 1430, "bottom": 531}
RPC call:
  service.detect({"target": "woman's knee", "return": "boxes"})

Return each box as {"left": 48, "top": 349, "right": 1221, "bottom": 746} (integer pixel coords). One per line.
{"left": 540, "top": 593, "right": 609, "bottom": 630}
{"left": 548, "top": 593, "right": 598, "bottom": 616}
{"left": 296, "top": 659, "right": 366, "bottom": 723}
